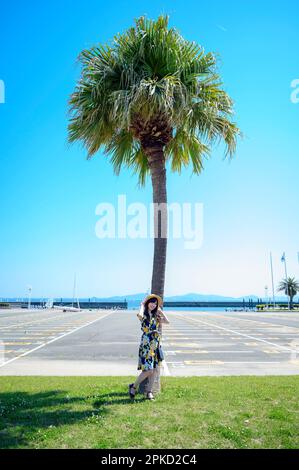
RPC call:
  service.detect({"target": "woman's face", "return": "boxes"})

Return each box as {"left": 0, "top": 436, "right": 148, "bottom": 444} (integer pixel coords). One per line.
{"left": 148, "top": 299, "right": 157, "bottom": 311}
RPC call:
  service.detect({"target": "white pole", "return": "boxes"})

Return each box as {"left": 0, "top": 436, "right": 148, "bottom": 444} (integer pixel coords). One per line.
{"left": 76, "top": 275, "right": 80, "bottom": 309}
{"left": 270, "top": 252, "right": 276, "bottom": 309}
{"left": 282, "top": 253, "right": 290, "bottom": 310}
{"left": 283, "top": 255, "right": 288, "bottom": 278}
{"left": 28, "top": 286, "right": 32, "bottom": 310}
{"left": 72, "top": 273, "right": 76, "bottom": 308}
{"left": 264, "top": 285, "right": 268, "bottom": 309}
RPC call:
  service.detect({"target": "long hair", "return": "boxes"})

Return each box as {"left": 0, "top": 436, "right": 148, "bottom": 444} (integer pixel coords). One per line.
{"left": 143, "top": 297, "right": 158, "bottom": 320}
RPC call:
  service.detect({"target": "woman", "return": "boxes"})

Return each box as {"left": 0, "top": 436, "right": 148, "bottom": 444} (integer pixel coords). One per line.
{"left": 128, "top": 294, "right": 170, "bottom": 400}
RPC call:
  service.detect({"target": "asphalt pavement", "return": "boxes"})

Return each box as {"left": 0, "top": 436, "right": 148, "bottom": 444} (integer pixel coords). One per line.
{"left": 0, "top": 308, "right": 298, "bottom": 376}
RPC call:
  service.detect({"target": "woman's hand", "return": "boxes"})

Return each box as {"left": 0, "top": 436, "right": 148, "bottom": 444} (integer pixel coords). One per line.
{"left": 157, "top": 308, "right": 163, "bottom": 322}
{"left": 137, "top": 301, "right": 145, "bottom": 321}
{"left": 156, "top": 307, "right": 170, "bottom": 324}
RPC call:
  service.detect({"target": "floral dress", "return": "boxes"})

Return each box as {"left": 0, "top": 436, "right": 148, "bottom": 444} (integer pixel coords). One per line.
{"left": 137, "top": 313, "right": 162, "bottom": 371}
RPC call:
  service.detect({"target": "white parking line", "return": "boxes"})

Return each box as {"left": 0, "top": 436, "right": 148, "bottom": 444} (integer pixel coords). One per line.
{"left": 0, "top": 311, "right": 93, "bottom": 331}
{"left": 199, "top": 313, "right": 299, "bottom": 331}
{"left": 172, "top": 313, "right": 298, "bottom": 354}
{"left": 165, "top": 350, "right": 257, "bottom": 354}
{"left": 0, "top": 311, "right": 114, "bottom": 368}
{"left": 213, "top": 361, "right": 282, "bottom": 364}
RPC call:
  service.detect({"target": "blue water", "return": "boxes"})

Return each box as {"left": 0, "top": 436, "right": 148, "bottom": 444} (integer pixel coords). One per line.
{"left": 163, "top": 307, "right": 245, "bottom": 312}
{"left": 131, "top": 306, "right": 255, "bottom": 312}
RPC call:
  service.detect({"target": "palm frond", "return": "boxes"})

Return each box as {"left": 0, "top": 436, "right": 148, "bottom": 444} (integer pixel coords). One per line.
{"left": 67, "top": 14, "right": 241, "bottom": 180}
{"left": 165, "top": 128, "right": 209, "bottom": 174}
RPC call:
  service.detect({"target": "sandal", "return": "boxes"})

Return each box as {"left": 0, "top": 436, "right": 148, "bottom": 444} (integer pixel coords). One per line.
{"left": 129, "top": 383, "right": 137, "bottom": 399}
{"left": 146, "top": 391, "right": 154, "bottom": 400}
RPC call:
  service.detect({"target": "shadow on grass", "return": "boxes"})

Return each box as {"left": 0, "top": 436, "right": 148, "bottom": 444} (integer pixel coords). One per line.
{"left": 0, "top": 388, "right": 148, "bottom": 448}
{"left": 93, "top": 391, "right": 147, "bottom": 408}
{"left": 0, "top": 389, "right": 110, "bottom": 448}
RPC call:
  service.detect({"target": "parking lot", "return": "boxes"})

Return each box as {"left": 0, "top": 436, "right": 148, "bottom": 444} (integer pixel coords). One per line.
{"left": 162, "top": 310, "right": 299, "bottom": 375}
{"left": 0, "top": 308, "right": 298, "bottom": 375}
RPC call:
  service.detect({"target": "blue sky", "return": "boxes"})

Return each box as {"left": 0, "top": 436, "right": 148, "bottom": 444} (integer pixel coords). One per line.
{"left": 0, "top": 0, "right": 298, "bottom": 299}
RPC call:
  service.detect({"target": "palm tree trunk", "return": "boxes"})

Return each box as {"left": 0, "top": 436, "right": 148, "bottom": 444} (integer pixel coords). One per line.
{"left": 138, "top": 144, "right": 167, "bottom": 395}
{"left": 148, "top": 147, "right": 167, "bottom": 298}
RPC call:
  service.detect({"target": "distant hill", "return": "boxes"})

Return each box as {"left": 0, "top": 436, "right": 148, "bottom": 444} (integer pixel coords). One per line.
{"left": 80, "top": 292, "right": 289, "bottom": 303}
{"left": 164, "top": 293, "right": 260, "bottom": 302}
{"left": 3, "top": 292, "right": 292, "bottom": 303}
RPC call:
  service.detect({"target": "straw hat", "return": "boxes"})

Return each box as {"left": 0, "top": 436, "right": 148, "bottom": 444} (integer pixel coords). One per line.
{"left": 143, "top": 293, "right": 163, "bottom": 307}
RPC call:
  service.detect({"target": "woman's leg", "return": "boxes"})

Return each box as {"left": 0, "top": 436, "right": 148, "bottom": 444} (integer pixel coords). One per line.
{"left": 133, "top": 369, "right": 154, "bottom": 389}
{"left": 147, "top": 367, "right": 158, "bottom": 392}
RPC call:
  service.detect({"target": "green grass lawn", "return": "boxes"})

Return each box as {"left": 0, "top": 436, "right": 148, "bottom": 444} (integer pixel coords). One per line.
{"left": 0, "top": 376, "right": 298, "bottom": 449}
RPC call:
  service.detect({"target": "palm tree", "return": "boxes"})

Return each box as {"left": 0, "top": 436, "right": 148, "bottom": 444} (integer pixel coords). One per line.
{"left": 277, "top": 277, "right": 299, "bottom": 310}
{"left": 68, "top": 14, "right": 240, "bottom": 302}
{"left": 68, "top": 15, "right": 240, "bottom": 393}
